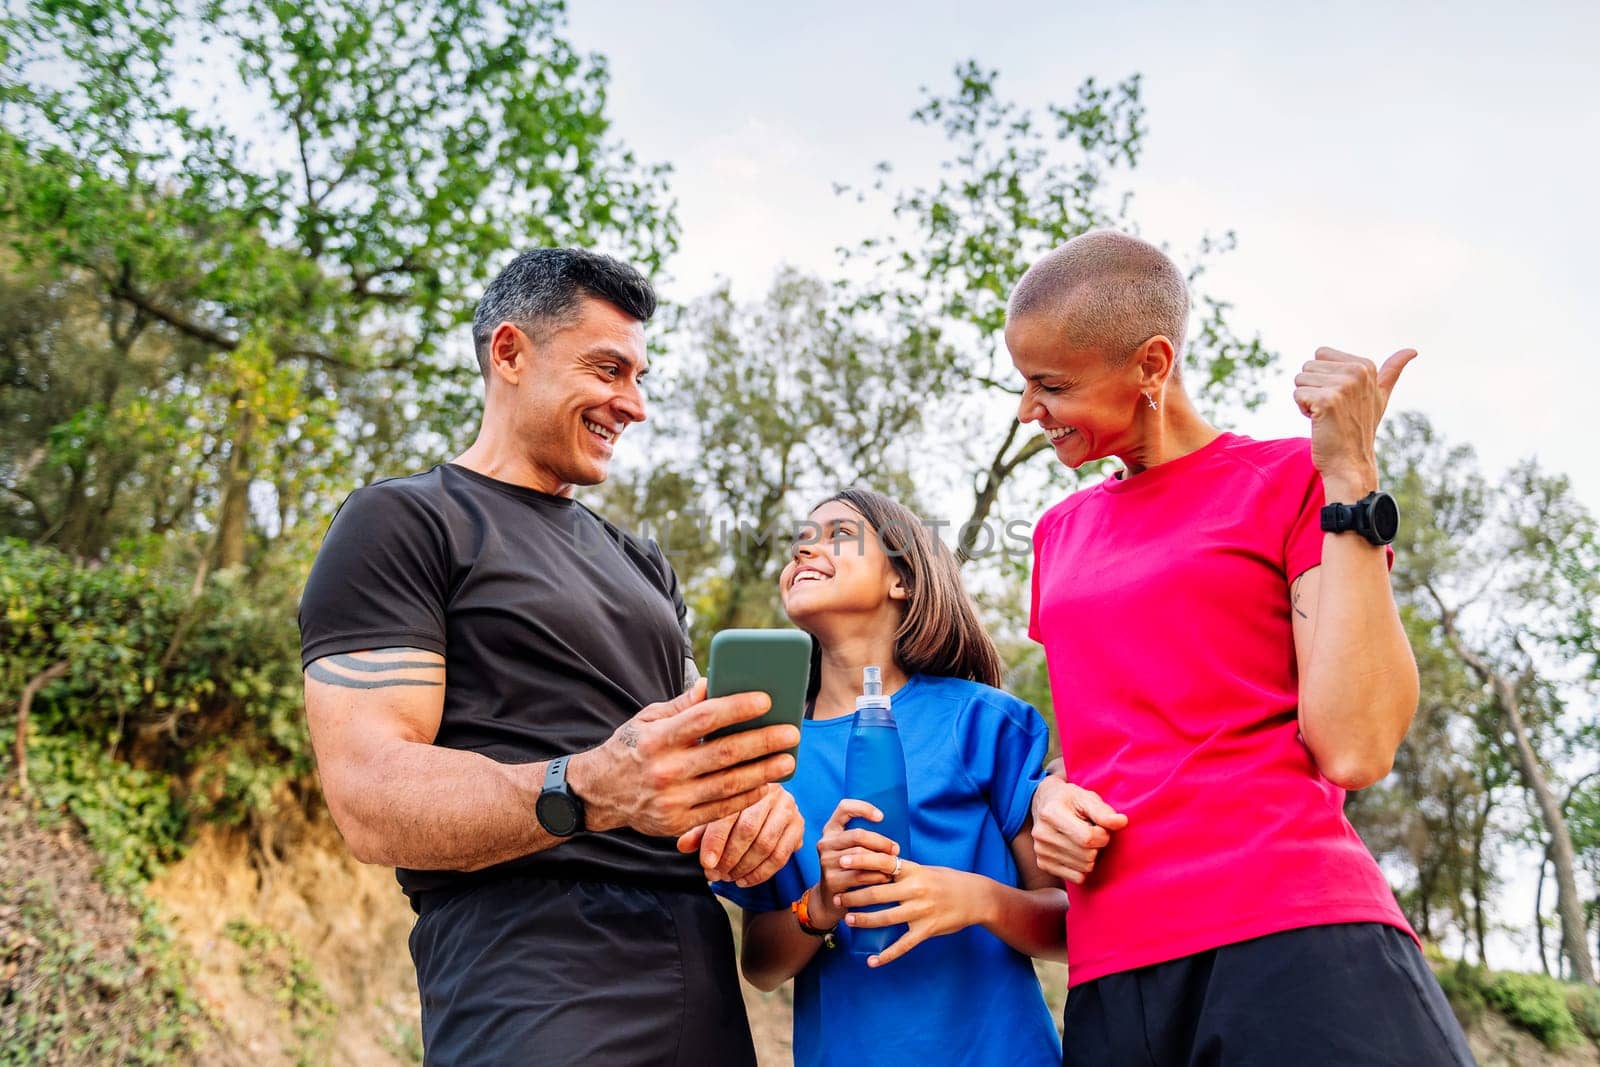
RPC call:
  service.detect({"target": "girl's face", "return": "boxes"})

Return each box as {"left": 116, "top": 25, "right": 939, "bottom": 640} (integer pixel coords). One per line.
{"left": 780, "top": 500, "right": 907, "bottom": 629}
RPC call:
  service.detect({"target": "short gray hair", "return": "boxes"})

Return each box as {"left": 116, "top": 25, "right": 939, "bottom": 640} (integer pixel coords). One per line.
{"left": 1008, "top": 231, "right": 1189, "bottom": 369}
{"left": 471, "top": 248, "right": 657, "bottom": 378}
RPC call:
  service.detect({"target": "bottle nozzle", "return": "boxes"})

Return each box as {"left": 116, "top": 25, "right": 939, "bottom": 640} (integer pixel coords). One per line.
{"left": 863, "top": 666, "right": 882, "bottom": 697}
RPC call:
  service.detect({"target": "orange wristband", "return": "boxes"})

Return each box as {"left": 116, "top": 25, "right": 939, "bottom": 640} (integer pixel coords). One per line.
{"left": 791, "top": 887, "right": 837, "bottom": 942}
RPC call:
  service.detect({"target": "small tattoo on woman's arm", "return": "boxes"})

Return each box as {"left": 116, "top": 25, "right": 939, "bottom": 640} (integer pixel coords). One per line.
{"left": 1291, "top": 575, "right": 1310, "bottom": 620}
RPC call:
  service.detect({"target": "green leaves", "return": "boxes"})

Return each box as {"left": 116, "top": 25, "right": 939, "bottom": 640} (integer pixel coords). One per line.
{"left": 834, "top": 62, "right": 1277, "bottom": 565}
{"left": 2, "top": 0, "right": 676, "bottom": 562}
{"left": 1, "top": 539, "right": 309, "bottom": 846}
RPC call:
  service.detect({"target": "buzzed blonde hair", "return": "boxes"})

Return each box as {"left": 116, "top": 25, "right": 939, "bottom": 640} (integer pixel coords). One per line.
{"left": 1008, "top": 231, "right": 1190, "bottom": 370}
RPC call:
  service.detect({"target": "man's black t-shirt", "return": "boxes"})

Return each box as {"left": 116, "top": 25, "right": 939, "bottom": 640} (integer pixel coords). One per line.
{"left": 298, "top": 463, "right": 705, "bottom": 900}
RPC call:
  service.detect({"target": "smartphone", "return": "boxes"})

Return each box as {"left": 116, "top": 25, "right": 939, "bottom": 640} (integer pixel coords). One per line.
{"left": 704, "top": 628, "right": 812, "bottom": 781}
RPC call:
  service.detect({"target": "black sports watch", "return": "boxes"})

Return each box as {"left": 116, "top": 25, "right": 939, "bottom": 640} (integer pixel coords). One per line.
{"left": 1320, "top": 490, "right": 1400, "bottom": 547}
{"left": 536, "top": 756, "right": 586, "bottom": 837}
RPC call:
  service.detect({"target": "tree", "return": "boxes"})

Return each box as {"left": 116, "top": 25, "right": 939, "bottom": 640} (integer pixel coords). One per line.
{"left": 1, "top": 0, "right": 675, "bottom": 566}
{"left": 1381, "top": 410, "right": 1600, "bottom": 984}
{"left": 1348, "top": 605, "right": 1512, "bottom": 960}
{"left": 841, "top": 62, "right": 1277, "bottom": 562}
{"left": 595, "top": 269, "right": 963, "bottom": 656}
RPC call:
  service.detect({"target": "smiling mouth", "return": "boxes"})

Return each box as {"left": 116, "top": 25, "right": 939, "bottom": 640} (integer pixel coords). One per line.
{"left": 1046, "top": 427, "right": 1076, "bottom": 442}
{"left": 583, "top": 417, "right": 619, "bottom": 443}
{"left": 790, "top": 569, "right": 831, "bottom": 588}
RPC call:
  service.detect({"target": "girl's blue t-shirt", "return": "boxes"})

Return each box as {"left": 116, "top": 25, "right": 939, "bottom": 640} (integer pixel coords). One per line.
{"left": 715, "top": 674, "right": 1062, "bottom": 1067}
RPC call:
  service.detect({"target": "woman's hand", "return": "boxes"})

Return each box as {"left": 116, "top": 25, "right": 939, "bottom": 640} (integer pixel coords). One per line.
{"left": 1293, "top": 347, "right": 1417, "bottom": 495}
{"left": 835, "top": 861, "right": 985, "bottom": 967}
{"left": 1030, "top": 775, "right": 1127, "bottom": 885}
{"left": 810, "top": 798, "right": 899, "bottom": 929}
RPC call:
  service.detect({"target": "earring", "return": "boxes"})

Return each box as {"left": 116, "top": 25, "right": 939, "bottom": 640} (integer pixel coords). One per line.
{"left": 1144, "top": 393, "right": 1159, "bottom": 412}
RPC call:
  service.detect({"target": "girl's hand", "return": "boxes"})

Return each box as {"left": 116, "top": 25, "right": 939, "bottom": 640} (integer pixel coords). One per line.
{"left": 813, "top": 798, "right": 899, "bottom": 929}
{"left": 835, "top": 861, "right": 982, "bottom": 967}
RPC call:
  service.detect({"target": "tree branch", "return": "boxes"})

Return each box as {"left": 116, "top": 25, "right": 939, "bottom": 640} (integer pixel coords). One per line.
{"left": 106, "top": 280, "right": 237, "bottom": 351}
{"left": 14, "top": 660, "right": 70, "bottom": 797}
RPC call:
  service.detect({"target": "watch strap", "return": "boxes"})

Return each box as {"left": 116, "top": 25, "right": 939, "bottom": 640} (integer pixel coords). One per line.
{"left": 537, "top": 755, "right": 584, "bottom": 837}
{"left": 791, "top": 887, "right": 838, "bottom": 946}
{"left": 1320, "top": 499, "right": 1360, "bottom": 534}
{"left": 1320, "top": 490, "right": 1396, "bottom": 547}
{"left": 545, "top": 754, "right": 571, "bottom": 794}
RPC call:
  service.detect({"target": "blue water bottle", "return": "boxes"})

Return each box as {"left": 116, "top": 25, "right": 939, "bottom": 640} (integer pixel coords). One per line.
{"left": 843, "top": 665, "right": 911, "bottom": 962}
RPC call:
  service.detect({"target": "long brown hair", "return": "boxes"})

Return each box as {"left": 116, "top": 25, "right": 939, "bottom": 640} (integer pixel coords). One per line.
{"left": 804, "top": 488, "right": 1004, "bottom": 694}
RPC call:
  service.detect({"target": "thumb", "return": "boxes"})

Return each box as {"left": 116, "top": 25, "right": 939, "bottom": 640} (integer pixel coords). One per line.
{"left": 1375, "top": 348, "right": 1418, "bottom": 401}
{"left": 676, "top": 824, "right": 706, "bottom": 855}
{"left": 1074, "top": 789, "right": 1128, "bottom": 830}
{"left": 640, "top": 677, "right": 707, "bottom": 722}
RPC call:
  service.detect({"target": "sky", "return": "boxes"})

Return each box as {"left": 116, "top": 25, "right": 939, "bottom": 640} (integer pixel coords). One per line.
{"left": 565, "top": 1, "right": 1599, "bottom": 518}
{"left": 564, "top": 0, "right": 1598, "bottom": 972}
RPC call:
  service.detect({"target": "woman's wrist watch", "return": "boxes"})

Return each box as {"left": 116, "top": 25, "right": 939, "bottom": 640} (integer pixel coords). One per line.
{"left": 1320, "top": 490, "right": 1400, "bottom": 546}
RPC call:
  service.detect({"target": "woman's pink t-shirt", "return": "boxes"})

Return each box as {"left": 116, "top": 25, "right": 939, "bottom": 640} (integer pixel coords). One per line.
{"left": 1029, "top": 432, "right": 1414, "bottom": 987}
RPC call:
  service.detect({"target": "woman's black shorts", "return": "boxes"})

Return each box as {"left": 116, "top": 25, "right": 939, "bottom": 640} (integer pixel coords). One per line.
{"left": 1062, "top": 922, "right": 1476, "bottom": 1066}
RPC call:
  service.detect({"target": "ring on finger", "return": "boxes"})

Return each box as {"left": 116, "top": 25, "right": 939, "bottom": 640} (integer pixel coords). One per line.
{"left": 891, "top": 856, "right": 903, "bottom": 880}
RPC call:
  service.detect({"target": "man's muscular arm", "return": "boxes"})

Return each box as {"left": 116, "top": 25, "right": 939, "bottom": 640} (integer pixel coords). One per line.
{"left": 307, "top": 649, "right": 799, "bottom": 870}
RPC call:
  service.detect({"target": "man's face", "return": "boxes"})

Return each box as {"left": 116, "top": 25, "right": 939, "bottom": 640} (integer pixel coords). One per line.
{"left": 501, "top": 296, "right": 649, "bottom": 494}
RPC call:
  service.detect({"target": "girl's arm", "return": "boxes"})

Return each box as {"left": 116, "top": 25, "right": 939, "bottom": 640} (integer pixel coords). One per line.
{"left": 740, "top": 798, "right": 901, "bottom": 991}
{"left": 837, "top": 816, "right": 1068, "bottom": 967}
{"left": 989, "top": 815, "right": 1069, "bottom": 961}
{"left": 740, "top": 905, "right": 831, "bottom": 992}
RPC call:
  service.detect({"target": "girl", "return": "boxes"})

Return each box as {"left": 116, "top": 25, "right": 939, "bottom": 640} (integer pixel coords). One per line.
{"left": 714, "top": 488, "right": 1064, "bottom": 1067}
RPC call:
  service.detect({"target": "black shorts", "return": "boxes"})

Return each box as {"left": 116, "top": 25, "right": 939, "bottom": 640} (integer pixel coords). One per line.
{"left": 408, "top": 875, "right": 756, "bottom": 1067}
{"left": 1062, "top": 923, "right": 1476, "bottom": 1066}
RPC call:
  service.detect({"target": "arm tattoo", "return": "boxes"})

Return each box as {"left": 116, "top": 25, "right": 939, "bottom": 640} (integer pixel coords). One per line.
{"left": 1291, "top": 575, "right": 1310, "bottom": 620}
{"left": 306, "top": 647, "right": 444, "bottom": 690}
{"left": 620, "top": 722, "right": 640, "bottom": 749}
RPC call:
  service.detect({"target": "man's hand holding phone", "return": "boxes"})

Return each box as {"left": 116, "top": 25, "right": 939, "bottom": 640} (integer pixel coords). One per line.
{"left": 567, "top": 678, "right": 799, "bottom": 837}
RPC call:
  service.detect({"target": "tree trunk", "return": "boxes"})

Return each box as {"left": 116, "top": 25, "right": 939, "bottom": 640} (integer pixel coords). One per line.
{"left": 1445, "top": 631, "right": 1596, "bottom": 984}
{"left": 1498, "top": 687, "right": 1595, "bottom": 984}
{"left": 1469, "top": 790, "right": 1493, "bottom": 965}
{"left": 215, "top": 412, "right": 254, "bottom": 570}
{"left": 1535, "top": 848, "right": 1550, "bottom": 977}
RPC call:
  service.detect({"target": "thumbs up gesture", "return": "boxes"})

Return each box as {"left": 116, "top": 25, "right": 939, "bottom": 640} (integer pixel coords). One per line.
{"left": 1294, "top": 347, "right": 1417, "bottom": 494}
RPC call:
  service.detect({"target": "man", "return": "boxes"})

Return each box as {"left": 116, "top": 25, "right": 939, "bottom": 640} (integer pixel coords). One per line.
{"left": 299, "top": 248, "right": 804, "bottom": 1065}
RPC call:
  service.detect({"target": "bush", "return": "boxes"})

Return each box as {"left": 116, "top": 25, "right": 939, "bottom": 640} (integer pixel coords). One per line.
{"left": 1485, "top": 972, "right": 1585, "bottom": 1050}
{"left": 26, "top": 733, "right": 187, "bottom": 893}
{"left": 1, "top": 540, "right": 311, "bottom": 885}
{"left": 1569, "top": 984, "right": 1600, "bottom": 1046}
{"left": 1437, "top": 961, "right": 1491, "bottom": 1031}
{"left": 0, "top": 868, "right": 201, "bottom": 1064}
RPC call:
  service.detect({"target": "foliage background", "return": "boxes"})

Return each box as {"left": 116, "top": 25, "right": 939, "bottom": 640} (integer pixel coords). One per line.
{"left": 2, "top": 0, "right": 1598, "bottom": 1061}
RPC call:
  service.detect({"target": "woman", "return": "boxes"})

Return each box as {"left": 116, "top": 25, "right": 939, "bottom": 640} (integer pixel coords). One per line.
{"left": 1011, "top": 231, "right": 1474, "bottom": 1065}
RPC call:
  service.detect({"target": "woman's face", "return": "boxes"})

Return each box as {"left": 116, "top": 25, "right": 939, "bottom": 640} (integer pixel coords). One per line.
{"left": 779, "top": 500, "right": 906, "bottom": 629}
{"left": 1006, "top": 311, "right": 1149, "bottom": 469}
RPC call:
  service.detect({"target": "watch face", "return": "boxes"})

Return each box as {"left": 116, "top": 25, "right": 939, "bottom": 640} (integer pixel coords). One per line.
{"left": 1371, "top": 493, "right": 1400, "bottom": 543}
{"left": 536, "top": 792, "right": 580, "bottom": 837}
